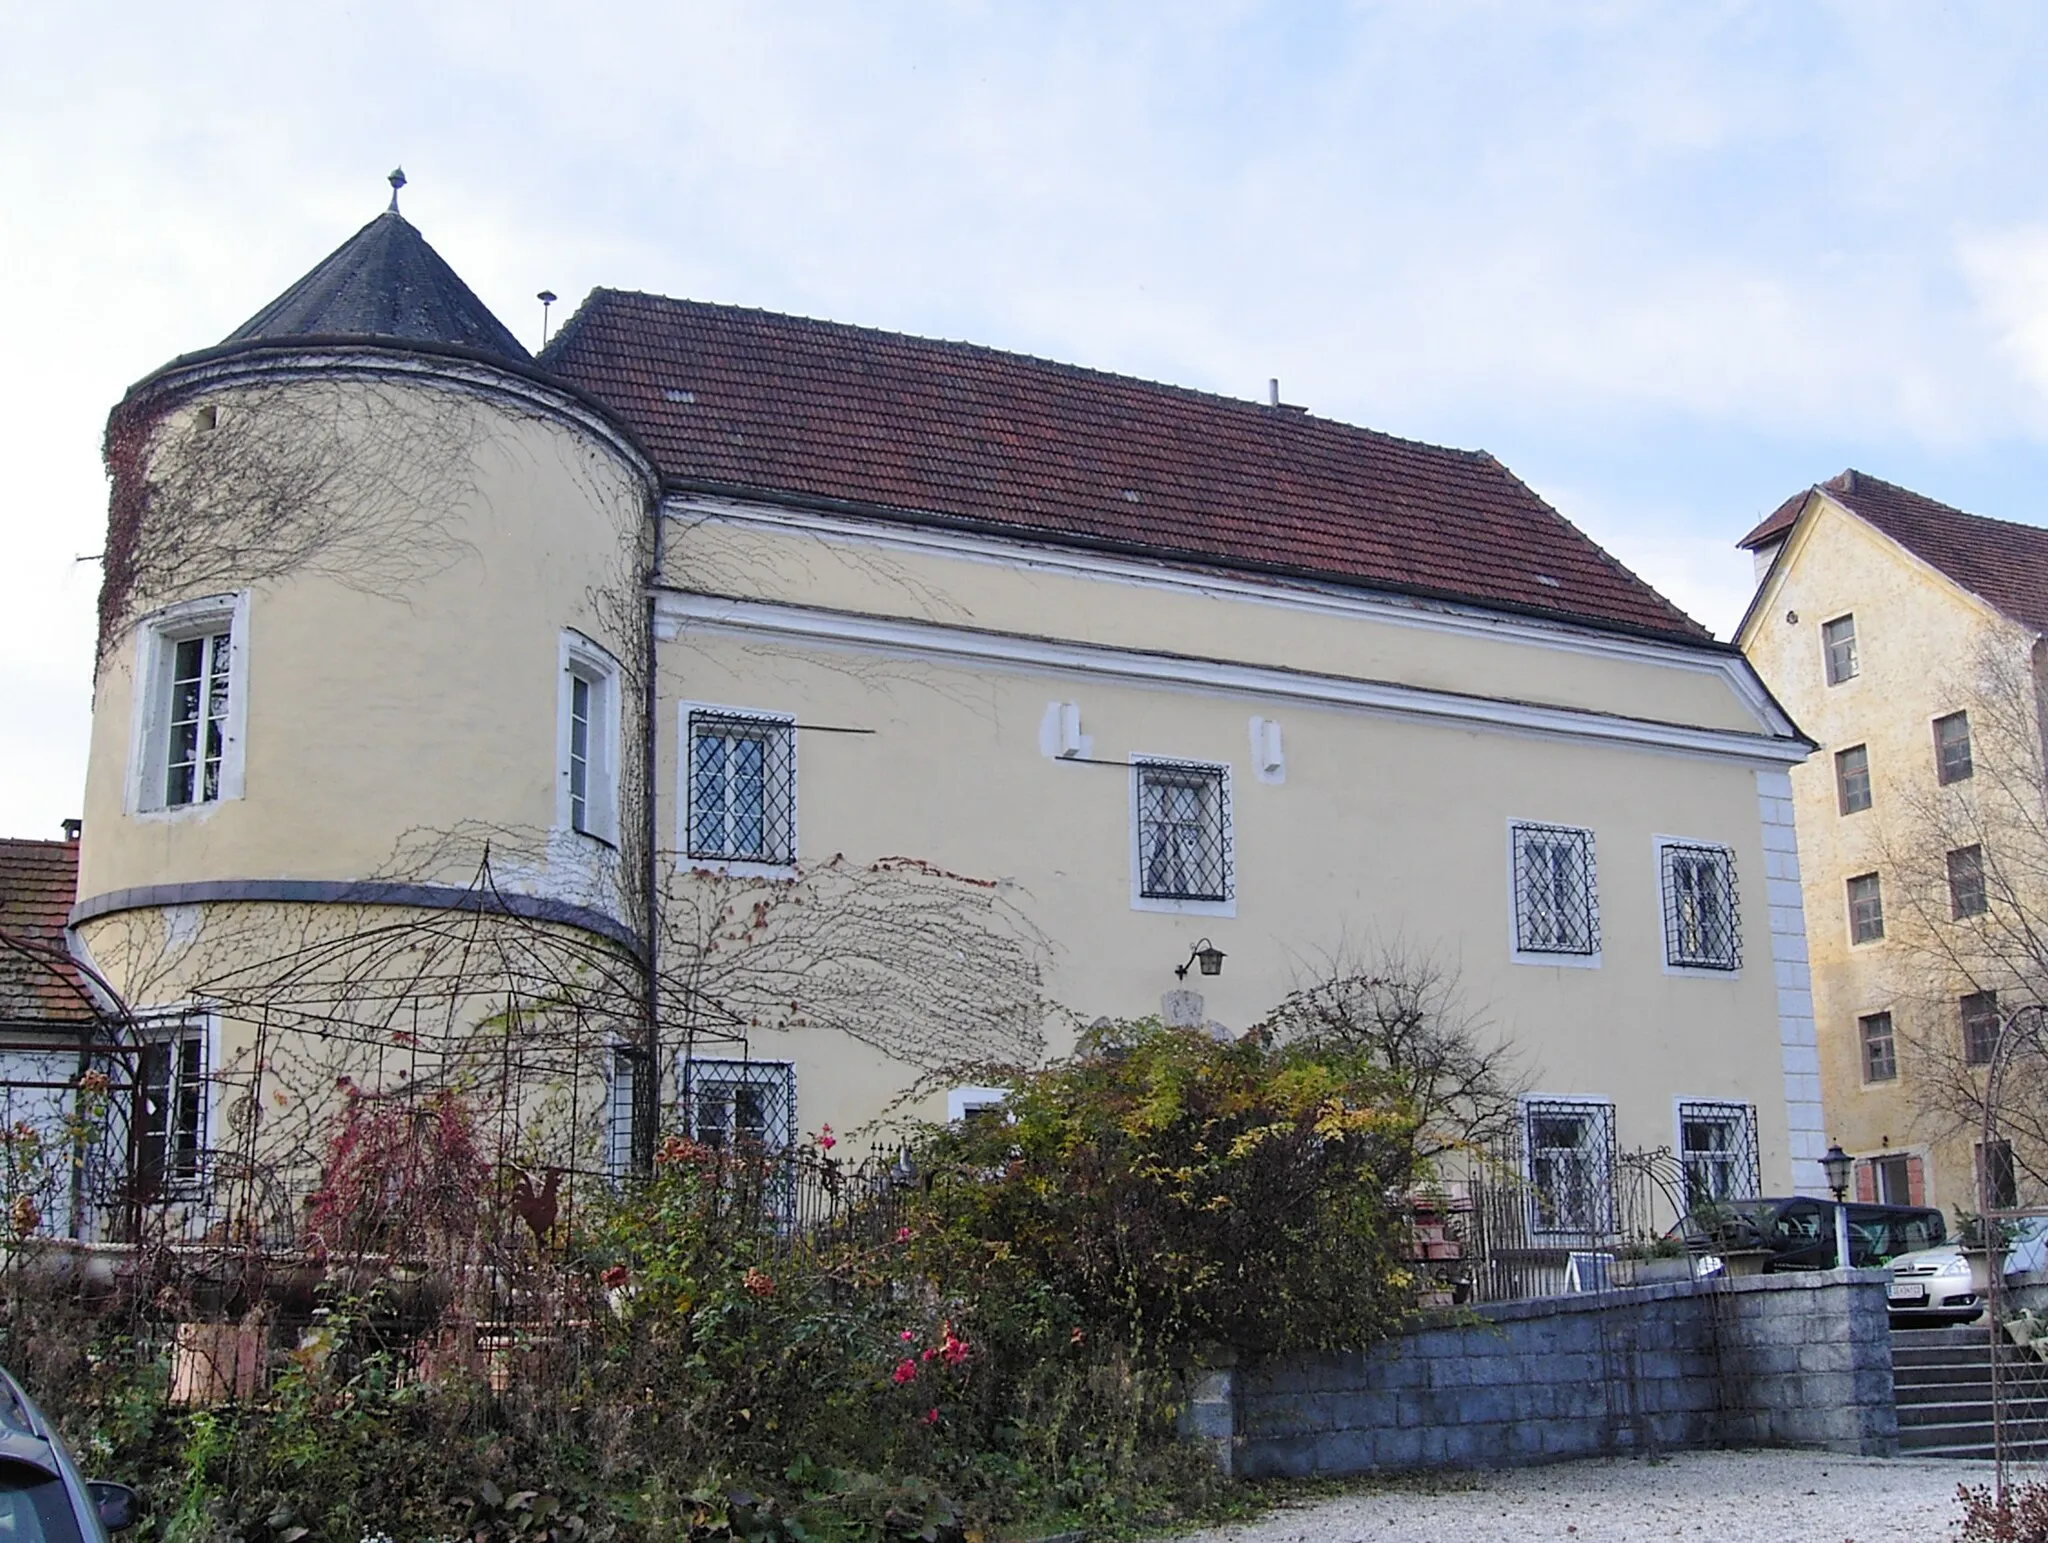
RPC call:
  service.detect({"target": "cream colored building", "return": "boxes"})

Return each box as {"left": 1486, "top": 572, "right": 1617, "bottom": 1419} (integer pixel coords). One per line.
{"left": 60, "top": 189, "right": 1819, "bottom": 1240}
{"left": 1737, "top": 470, "right": 2048, "bottom": 1221}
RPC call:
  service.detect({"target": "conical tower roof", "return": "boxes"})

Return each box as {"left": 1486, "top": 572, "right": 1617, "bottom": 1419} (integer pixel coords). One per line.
{"left": 224, "top": 206, "right": 530, "bottom": 364}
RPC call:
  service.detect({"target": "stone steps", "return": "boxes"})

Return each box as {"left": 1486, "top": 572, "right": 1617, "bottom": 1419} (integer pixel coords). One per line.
{"left": 1892, "top": 1327, "right": 2048, "bottom": 1458}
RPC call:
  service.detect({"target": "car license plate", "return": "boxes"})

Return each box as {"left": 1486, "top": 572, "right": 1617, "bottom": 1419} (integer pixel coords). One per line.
{"left": 1888, "top": 1281, "right": 1928, "bottom": 1303}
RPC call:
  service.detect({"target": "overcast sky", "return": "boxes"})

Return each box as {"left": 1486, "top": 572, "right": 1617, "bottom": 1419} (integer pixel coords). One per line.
{"left": 8, "top": 2, "right": 2048, "bottom": 836}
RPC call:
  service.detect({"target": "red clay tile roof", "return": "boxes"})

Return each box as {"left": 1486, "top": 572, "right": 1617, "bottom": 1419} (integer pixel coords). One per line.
{"left": 0, "top": 839, "right": 96, "bottom": 1027}
{"left": 1737, "top": 490, "right": 1810, "bottom": 553}
{"left": 1745, "top": 470, "right": 2048, "bottom": 635}
{"left": 542, "top": 291, "right": 1713, "bottom": 644}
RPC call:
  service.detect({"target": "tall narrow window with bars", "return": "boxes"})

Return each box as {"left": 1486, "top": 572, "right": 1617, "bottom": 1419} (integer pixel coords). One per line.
{"left": 1525, "top": 1099, "right": 1616, "bottom": 1237}
{"left": 1509, "top": 822, "right": 1599, "bottom": 958}
{"left": 1677, "top": 1100, "right": 1761, "bottom": 1209}
{"left": 1978, "top": 1139, "right": 2019, "bottom": 1210}
{"left": 686, "top": 709, "right": 797, "bottom": 865}
{"left": 1660, "top": 842, "right": 1741, "bottom": 970}
{"left": 1134, "top": 760, "right": 1231, "bottom": 903}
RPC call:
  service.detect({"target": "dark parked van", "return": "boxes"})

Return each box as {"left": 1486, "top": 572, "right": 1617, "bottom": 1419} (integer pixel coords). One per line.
{"left": 1672, "top": 1197, "right": 1946, "bottom": 1271}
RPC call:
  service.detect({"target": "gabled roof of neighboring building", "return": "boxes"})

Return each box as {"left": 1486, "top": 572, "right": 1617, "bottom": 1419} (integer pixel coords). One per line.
{"left": 0, "top": 839, "right": 96, "bottom": 1028}
{"left": 542, "top": 290, "right": 1713, "bottom": 644}
{"left": 224, "top": 209, "right": 531, "bottom": 365}
{"left": 1741, "top": 470, "right": 2048, "bottom": 636}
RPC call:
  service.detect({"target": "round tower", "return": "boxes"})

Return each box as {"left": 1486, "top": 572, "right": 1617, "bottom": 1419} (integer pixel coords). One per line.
{"left": 73, "top": 183, "right": 658, "bottom": 1208}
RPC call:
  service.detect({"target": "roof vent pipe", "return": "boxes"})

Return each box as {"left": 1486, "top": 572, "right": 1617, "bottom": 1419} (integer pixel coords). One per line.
{"left": 1268, "top": 378, "right": 1280, "bottom": 408}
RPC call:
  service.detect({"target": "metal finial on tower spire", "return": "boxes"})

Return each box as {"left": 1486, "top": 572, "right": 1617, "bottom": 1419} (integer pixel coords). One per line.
{"left": 387, "top": 167, "right": 407, "bottom": 213}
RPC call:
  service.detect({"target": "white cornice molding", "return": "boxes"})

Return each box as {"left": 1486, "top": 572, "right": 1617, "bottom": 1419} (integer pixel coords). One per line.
{"left": 654, "top": 590, "right": 1810, "bottom": 768}
{"left": 663, "top": 493, "right": 1797, "bottom": 739}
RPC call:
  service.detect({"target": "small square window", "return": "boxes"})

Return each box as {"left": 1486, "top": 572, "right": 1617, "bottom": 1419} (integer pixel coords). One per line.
{"left": 1961, "top": 990, "right": 1999, "bottom": 1067}
{"left": 1935, "top": 712, "right": 1974, "bottom": 785}
{"left": 1860, "top": 1011, "right": 1897, "bottom": 1082}
{"left": 1134, "top": 760, "right": 1231, "bottom": 903}
{"left": 1510, "top": 822, "right": 1599, "bottom": 957}
{"left": 685, "top": 709, "right": 797, "bottom": 865}
{"left": 1847, "top": 872, "right": 1884, "bottom": 944}
{"left": 1822, "top": 614, "right": 1859, "bottom": 685}
{"left": 1835, "top": 745, "right": 1871, "bottom": 815}
{"left": 1677, "top": 1101, "right": 1759, "bottom": 1209}
{"left": 680, "top": 1059, "right": 796, "bottom": 1153}
{"left": 1660, "top": 842, "right": 1740, "bottom": 970}
{"left": 1948, "top": 845, "right": 1987, "bottom": 919}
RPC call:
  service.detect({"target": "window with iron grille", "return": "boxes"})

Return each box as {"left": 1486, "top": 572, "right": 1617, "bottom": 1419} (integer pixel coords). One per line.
{"left": 680, "top": 1059, "right": 797, "bottom": 1153}
{"left": 1660, "top": 842, "right": 1740, "bottom": 970}
{"left": 1510, "top": 822, "right": 1599, "bottom": 958}
{"left": 135, "top": 1022, "right": 207, "bottom": 1197}
{"left": 685, "top": 709, "right": 796, "bottom": 865}
{"left": 1835, "top": 744, "right": 1871, "bottom": 815}
{"left": 1134, "top": 759, "right": 1231, "bottom": 904}
{"left": 1948, "top": 845, "right": 1988, "bottom": 919}
{"left": 1979, "top": 1139, "right": 2019, "bottom": 1210}
{"left": 1525, "top": 1098, "right": 1616, "bottom": 1237}
{"left": 1677, "top": 1100, "right": 1760, "bottom": 1209}
{"left": 1860, "top": 1011, "right": 1897, "bottom": 1082}
{"left": 1961, "top": 990, "right": 1999, "bottom": 1067}
{"left": 1822, "top": 614, "right": 1859, "bottom": 685}
{"left": 1847, "top": 872, "right": 1884, "bottom": 944}
{"left": 1935, "top": 711, "right": 1974, "bottom": 785}
{"left": 604, "top": 1047, "right": 639, "bottom": 1177}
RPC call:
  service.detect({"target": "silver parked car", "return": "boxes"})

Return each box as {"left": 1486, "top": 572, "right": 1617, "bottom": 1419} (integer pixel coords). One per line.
{"left": 1886, "top": 1215, "right": 2048, "bottom": 1322}
{"left": 0, "top": 1367, "right": 136, "bottom": 1540}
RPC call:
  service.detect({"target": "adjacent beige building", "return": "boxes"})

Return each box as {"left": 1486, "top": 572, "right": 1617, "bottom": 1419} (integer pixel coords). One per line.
{"left": 1737, "top": 470, "right": 2048, "bottom": 1221}
{"left": 53, "top": 189, "right": 1821, "bottom": 1243}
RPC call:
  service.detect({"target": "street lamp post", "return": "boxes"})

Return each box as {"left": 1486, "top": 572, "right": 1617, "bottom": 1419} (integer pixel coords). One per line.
{"left": 1822, "top": 1141, "right": 1854, "bottom": 1273}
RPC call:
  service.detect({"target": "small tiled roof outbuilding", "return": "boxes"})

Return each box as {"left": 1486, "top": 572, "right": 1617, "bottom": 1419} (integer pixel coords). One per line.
{"left": 0, "top": 839, "right": 96, "bottom": 1028}
{"left": 542, "top": 291, "right": 1712, "bottom": 645}
{"left": 1741, "top": 470, "right": 2048, "bottom": 636}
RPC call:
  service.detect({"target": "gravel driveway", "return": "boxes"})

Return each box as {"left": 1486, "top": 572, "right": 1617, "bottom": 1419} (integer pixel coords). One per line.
{"left": 1201, "top": 1450, "right": 2048, "bottom": 1543}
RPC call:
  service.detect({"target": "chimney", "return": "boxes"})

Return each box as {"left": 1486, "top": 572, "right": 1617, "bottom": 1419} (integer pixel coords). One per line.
{"left": 60, "top": 819, "right": 81, "bottom": 842}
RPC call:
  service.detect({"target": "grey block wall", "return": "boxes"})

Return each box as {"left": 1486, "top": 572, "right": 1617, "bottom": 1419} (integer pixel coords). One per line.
{"left": 1218, "top": 1271, "right": 1895, "bottom": 1479}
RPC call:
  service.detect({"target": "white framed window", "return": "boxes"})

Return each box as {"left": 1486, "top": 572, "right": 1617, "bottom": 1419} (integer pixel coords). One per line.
{"left": 1822, "top": 613, "right": 1859, "bottom": 685}
{"left": 604, "top": 1045, "right": 641, "bottom": 1178}
{"left": 1130, "top": 757, "right": 1233, "bottom": 914}
{"left": 558, "top": 633, "right": 622, "bottom": 844}
{"left": 134, "top": 1018, "right": 210, "bottom": 1198}
{"left": 679, "top": 1059, "right": 796, "bottom": 1153}
{"left": 129, "top": 593, "right": 249, "bottom": 814}
{"left": 1676, "top": 1099, "right": 1760, "bottom": 1209}
{"left": 681, "top": 705, "right": 797, "bottom": 868}
{"left": 1508, "top": 821, "right": 1599, "bottom": 964}
{"left": 1523, "top": 1097, "right": 1615, "bottom": 1238}
{"left": 947, "top": 1085, "right": 1009, "bottom": 1124}
{"left": 1658, "top": 839, "right": 1741, "bottom": 972}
